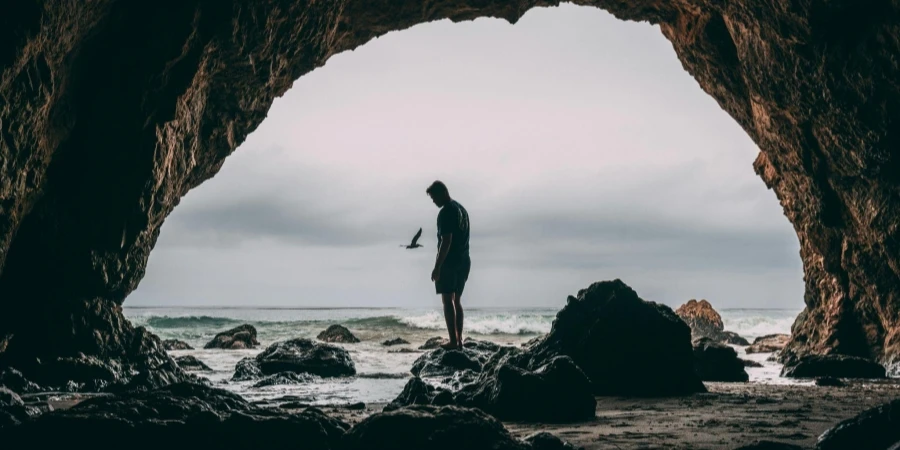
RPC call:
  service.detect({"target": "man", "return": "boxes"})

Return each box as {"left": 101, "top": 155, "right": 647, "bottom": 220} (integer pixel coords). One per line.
{"left": 427, "top": 181, "right": 470, "bottom": 350}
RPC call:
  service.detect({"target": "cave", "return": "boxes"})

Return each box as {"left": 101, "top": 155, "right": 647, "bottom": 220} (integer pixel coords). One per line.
{"left": 1, "top": 0, "right": 899, "bottom": 389}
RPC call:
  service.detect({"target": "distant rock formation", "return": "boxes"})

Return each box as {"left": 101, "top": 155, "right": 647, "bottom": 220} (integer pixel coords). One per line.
{"left": 231, "top": 338, "right": 355, "bottom": 380}
{"left": 163, "top": 339, "right": 193, "bottom": 351}
{"left": 316, "top": 325, "right": 360, "bottom": 344}
{"left": 675, "top": 299, "right": 749, "bottom": 345}
{"left": 746, "top": 334, "right": 791, "bottom": 354}
{"left": 691, "top": 337, "right": 749, "bottom": 382}
{"left": 382, "top": 338, "right": 410, "bottom": 346}
{"left": 203, "top": 324, "right": 260, "bottom": 350}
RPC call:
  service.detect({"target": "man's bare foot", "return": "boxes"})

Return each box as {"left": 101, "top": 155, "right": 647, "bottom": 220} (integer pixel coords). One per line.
{"left": 440, "top": 341, "right": 460, "bottom": 350}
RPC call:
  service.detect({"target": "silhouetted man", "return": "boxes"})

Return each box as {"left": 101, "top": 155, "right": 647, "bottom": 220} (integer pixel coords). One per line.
{"left": 427, "top": 181, "right": 470, "bottom": 350}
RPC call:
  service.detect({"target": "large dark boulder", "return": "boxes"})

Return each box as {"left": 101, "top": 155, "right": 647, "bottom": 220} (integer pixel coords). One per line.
{"left": 162, "top": 339, "right": 193, "bottom": 351}
{"left": 692, "top": 338, "right": 749, "bottom": 382}
{"left": 676, "top": 299, "right": 749, "bottom": 345}
{"left": 746, "top": 334, "right": 790, "bottom": 354}
{"left": 411, "top": 349, "right": 483, "bottom": 378}
{"left": 782, "top": 354, "right": 886, "bottom": 379}
{"left": 0, "top": 383, "right": 349, "bottom": 449}
{"left": 816, "top": 399, "right": 900, "bottom": 450}
{"left": 174, "top": 355, "right": 211, "bottom": 372}
{"left": 234, "top": 338, "right": 355, "bottom": 380}
{"left": 528, "top": 280, "right": 706, "bottom": 396}
{"left": 203, "top": 324, "right": 260, "bottom": 349}
{"left": 344, "top": 405, "right": 571, "bottom": 450}
{"left": 316, "top": 325, "right": 360, "bottom": 344}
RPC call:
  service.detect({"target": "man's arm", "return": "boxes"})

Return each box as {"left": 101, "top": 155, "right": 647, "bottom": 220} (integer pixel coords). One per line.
{"left": 432, "top": 233, "right": 452, "bottom": 281}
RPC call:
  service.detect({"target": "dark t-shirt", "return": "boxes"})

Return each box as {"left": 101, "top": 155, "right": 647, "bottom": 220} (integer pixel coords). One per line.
{"left": 437, "top": 200, "right": 470, "bottom": 265}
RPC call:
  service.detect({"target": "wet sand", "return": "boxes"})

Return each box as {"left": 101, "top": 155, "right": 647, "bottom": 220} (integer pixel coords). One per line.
{"left": 320, "top": 381, "right": 900, "bottom": 450}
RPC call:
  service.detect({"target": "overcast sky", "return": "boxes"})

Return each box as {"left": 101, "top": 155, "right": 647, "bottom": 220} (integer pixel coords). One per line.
{"left": 129, "top": 4, "right": 805, "bottom": 310}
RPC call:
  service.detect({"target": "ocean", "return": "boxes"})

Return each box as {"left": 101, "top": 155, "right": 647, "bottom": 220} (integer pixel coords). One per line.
{"left": 124, "top": 306, "right": 803, "bottom": 405}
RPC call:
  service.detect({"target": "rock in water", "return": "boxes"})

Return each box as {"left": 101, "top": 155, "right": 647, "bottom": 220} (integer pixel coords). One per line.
{"left": 344, "top": 405, "right": 568, "bottom": 450}
{"left": 316, "top": 325, "right": 360, "bottom": 344}
{"left": 1, "top": 383, "right": 349, "bottom": 449}
{"left": 676, "top": 299, "right": 749, "bottom": 345}
{"left": 174, "top": 355, "right": 212, "bottom": 372}
{"left": 816, "top": 399, "right": 900, "bottom": 450}
{"left": 781, "top": 354, "right": 886, "bottom": 379}
{"left": 419, "top": 337, "right": 448, "bottom": 350}
{"left": 529, "top": 280, "right": 706, "bottom": 396}
{"left": 162, "top": 339, "right": 193, "bottom": 350}
{"left": 692, "top": 338, "right": 749, "bottom": 382}
{"left": 252, "top": 372, "right": 316, "bottom": 388}
{"left": 235, "top": 338, "right": 356, "bottom": 379}
{"left": 746, "top": 334, "right": 791, "bottom": 354}
{"left": 203, "top": 324, "right": 260, "bottom": 349}
{"left": 382, "top": 338, "right": 410, "bottom": 346}
{"left": 741, "top": 359, "right": 764, "bottom": 368}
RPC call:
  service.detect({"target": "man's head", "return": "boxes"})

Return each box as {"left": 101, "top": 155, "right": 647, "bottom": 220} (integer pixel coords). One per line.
{"left": 426, "top": 181, "right": 451, "bottom": 207}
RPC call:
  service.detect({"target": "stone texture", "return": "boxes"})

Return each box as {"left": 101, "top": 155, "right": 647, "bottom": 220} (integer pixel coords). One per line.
{"left": 1, "top": 0, "right": 899, "bottom": 371}
{"left": 692, "top": 337, "right": 749, "bottom": 382}
{"left": 816, "top": 399, "right": 900, "bottom": 450}
{"left": 781, "top": 354, "right": 886, "bottom": 379}
{"left": 528, "top": 280, "right": 705, "bottom": 396}
{"left": 677, "top": 299, "right": 751, "bottom": 345}
{"left": 316, "top": 325, "right": 360, "bottom": 344}
{"left": 203, "top": 324, "right": 259, "bottom": 350}
{"left": 411, "top": 348, "right": 484, "bottom": 378}
{"left": 746, "top": 334, "right": 792, "bottom": 354}
{"left": 173, "top": 355, "right": 211, "bottom": 372}
{"left": 382, "top": 338, "right": 410, "bottom": 346}
{"left": 234, "top": 338, "right": 355, "bottom": 380}
{"left": 162, "top": 339, "right": 193, "bottom": 351}
{"left": 419, "top": 337, "right": 448, "bottom": 350}
{"left": 0, "top": 383, "right": 349, "bottom": 449}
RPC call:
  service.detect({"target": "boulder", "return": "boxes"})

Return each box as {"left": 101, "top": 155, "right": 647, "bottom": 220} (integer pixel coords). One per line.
{"left": 316, "top": 325, "right": 360, "bottom": 344}
{"left": 782, "top": 354, "right": 886, "bottom": 379}
{"left": 382, "top": 338, "right": 410, "bottom": 346}
{"left": 0, "top": 383, "right": 349, "bottom": 449}
{"left": 742, "top": 359, "right": 764, "bottom": 368}
{"left": 528, "top": 280, "right": 706, "bottom": 396}
{"left": 0, "top": 386, "right": 29, "bottom": 428}
{"left": 173, "top": 355, "right": 211, "bottom": 372}
{"left": 203, "top": 324, "right": 260, "bottom": 349}
{"left": 464, "top": 353, "right": 596, "bottom": 423}
{"left": 815, "top": 376, "right": 845, "bottom": 387}
{"left": 252, "top": 372, "right": 316, "bottom": 388}
{"left": 411, "top": 349, "right": 483, "bottom": 378}
{"left": 388, "top": 348, "right": 420, "bottom": 354}
{"left": 162, "top": 339, "right": 193, "bottom": 350}
{"left": 675, "top": 299, "right": 750, "bottom": 345}
{"left": 344, "top": 405, "right": 568, "bottom": 450}
{"left": 816, "top": 399, "right": 900, "bottom": 450}
{"left": 692, "top": 338, "right": 749, "bottom": 382}
{"left": 234, "top": 338, "right": 356, "bottom": 380}
{"left": 419, "top": 337, "right": 448, "bottom": 350}
{"left": 232, "top": 357, "right": 263, "bottom": 381}
{"left": 746, "top": 334, "right": 791, "bottom": 354}
{"left": 384, "top": 377, "right": 449, "bottom": 411}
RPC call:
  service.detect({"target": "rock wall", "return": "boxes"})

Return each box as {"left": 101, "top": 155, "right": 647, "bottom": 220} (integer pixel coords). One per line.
{"left": 1, "top": 1, "right": 898, "bottom": 372}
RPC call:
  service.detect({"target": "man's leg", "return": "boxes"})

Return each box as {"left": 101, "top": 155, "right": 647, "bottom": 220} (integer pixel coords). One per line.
{"left": 453, "top": 293, "right": 464, "bottom": 346}
{"left": 441, "top": 293, "right": 458, "bottom": 347}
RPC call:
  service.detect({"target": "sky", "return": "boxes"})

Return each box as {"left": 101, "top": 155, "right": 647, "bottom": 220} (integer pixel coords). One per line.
{"left": 128, "top": 4, "right": 805, "bottom": 310}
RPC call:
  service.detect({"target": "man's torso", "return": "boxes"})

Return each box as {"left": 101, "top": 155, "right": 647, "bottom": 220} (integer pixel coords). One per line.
{"left": 437, "top": 200, "right": 470, "bottom": 264}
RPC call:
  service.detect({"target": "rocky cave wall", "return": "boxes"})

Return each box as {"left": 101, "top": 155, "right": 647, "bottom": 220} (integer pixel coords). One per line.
{"left": 0, "top": 0, "right": 898, "bottom": 373}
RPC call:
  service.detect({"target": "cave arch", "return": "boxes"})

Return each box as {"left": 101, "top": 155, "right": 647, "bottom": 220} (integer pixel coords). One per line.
{"left": 0, "top": 1, "right": 898, "bottom": 386}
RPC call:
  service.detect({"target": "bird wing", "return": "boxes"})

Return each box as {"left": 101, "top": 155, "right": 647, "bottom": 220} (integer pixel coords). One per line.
{"left": 410, "top": 227, "right": 423, "bottom": 246}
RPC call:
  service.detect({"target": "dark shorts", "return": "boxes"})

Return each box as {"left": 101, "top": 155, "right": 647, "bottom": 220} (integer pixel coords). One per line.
{"left": 435, "top": 257, "right": 471, "bottom": 296}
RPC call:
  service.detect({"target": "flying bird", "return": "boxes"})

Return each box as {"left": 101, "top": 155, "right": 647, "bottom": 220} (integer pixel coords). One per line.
{"left": 401, "top": 227, "right": 424, "bottom": 249}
